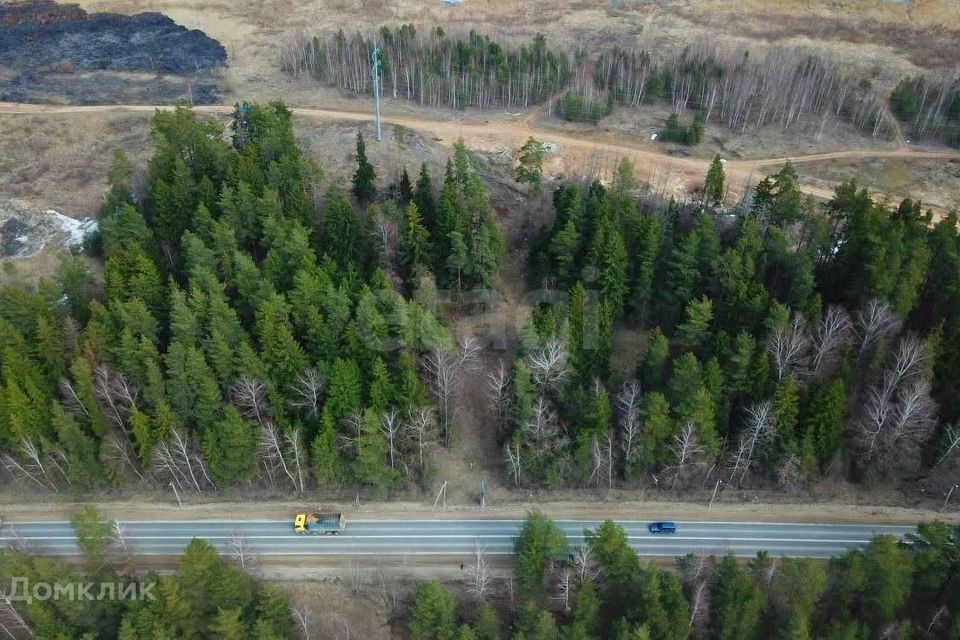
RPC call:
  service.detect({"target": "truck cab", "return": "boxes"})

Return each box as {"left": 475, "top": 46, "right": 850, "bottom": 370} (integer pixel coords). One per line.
{"left": 294, "top": 510, "right": 346, "bottom": 535}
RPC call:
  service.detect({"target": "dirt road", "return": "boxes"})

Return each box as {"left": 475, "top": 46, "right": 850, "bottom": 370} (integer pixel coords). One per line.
{"left": 1, "top": 101, "right": 957, "bottom": 210}
{"left": 0, "top": 496, "right": 954, "bottom": 526}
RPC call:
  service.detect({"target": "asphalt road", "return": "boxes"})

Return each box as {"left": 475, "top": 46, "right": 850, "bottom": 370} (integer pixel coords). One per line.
{"left": 0, "top": 519, "right": 915, "bottom": 559}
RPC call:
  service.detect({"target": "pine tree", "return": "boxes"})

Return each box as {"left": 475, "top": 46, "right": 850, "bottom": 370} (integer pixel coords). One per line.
{"left": 515, "top": 137, "right": 544, "bottom": 196}
{"left": 410, "top": 581, "right": 457, "bottom": 640}
{"left": 352, "top": 131, "right": 376, "bottom": 203}
{"left": 710, "top": 555, "right": 765, "bottom": 640}
{"left": 677, "top": 296, "right": 714, "bottom": 351}
{"left": 516, "top": 511, "right": 568, "bottom": 594}
{"left": 474, "top": 604, "right": 500, "bottom": 640}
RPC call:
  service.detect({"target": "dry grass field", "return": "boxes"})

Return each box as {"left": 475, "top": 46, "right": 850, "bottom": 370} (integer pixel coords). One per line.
{"left": 69, "top": 0, "right": 960, "bottom": 106}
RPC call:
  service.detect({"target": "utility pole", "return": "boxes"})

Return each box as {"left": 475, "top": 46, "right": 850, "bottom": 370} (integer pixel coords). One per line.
{"left": 371, "top": 44, "right": 382, "bottom": 142}
{"left": 708, "top": 479, "right": 723, "bottom": 510}
{"left": 942, "top": 484, "right": 958, "bottom": 513}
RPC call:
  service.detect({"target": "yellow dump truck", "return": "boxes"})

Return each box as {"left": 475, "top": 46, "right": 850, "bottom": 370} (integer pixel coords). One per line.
{"left": 293, "top": 510, "right": 346, "bottom": 535}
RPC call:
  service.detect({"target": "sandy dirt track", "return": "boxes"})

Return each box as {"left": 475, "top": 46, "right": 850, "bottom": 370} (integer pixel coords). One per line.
{"left": 1, "top": 101, "right": 957, "bottom": 213}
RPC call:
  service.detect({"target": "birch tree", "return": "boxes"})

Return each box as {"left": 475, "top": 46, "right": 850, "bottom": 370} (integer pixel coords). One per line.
{"left": 487, "top": 360, "right": 511, "bottom": 432}
{"left": 726, "top": 400, "right": 774, "bottom": 485}
{"left": 289, "top": 368, "right": 325, "bottom": 418}
{"left": 809, "top": 305, "right": 852, "bottom": 380}
{"left": 616, "top": 382, "right": 642, "bottom": 477}
{"left": 666, "top": 423, "right": 705, "bottom": 487}
{"left": 466, "top": 541, "right": 490, "bottom": 602}
{"left": 768, "top": 313, "right": 810, "bottom": 381}
{"left": 527, "top": 337, "right": 568, "bottom": 390}
{"left": 854, "top": 299, "right": 900, "bottom": 363}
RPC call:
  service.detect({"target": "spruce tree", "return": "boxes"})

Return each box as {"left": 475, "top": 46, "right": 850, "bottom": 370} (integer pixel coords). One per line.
{"left": 704, "top": 154, "right": 726, "bottom": 207}
{"left": 352, "top": 131, "right": 376, "bottom": 203}
{"left": 398, "top": 166, "right": 413, "bottom": 204}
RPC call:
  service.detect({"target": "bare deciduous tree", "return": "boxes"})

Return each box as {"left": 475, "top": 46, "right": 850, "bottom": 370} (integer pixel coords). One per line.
{"left": 856, "top": 336, "right": 937, "bottom": 466}
{"left": 376, "top": 570, "right": 401, "bottom": 616}
{"left": 931, "top": 423, "right": 960, "bottom": 472}
{"left": 59, "top": 377, "right": 90, "bottom": 419}
{"left": 768, "top": 313, "right": 809, "bottom": 381}
{"left": 289, "top": 368, "right": 325, "bottom": 418}
{"left": 260, "top": 421, "right": 303, "bottom": 494}
{"left": 0, "top": 588, "right": 32, "bottom": 639}
{"left": 1, "top": 437, "right": 60, "bottom": 493}
{"left": 466, "top": 541, "right": 490, "bottom": 602}
{"left": 617, "top": 382, "right": 642, "bottom": 474}
{"left": 404, "top": 407, "right": 435, "bottom": 470}
{"left": 527, "top": 337, "right": 568, "bottom": 389}
{"left": 888, "top": 334, "right": 926, "bottom": 383}
{"left": 153, "top": 428, "right": 214, "bottom": 493}
{"left": 231, "top": 376, "right": 269, "bottom": 425}
{"left": 809, "top": 305, "right": 852, "bottom": 380}
{"left": 680, "top": 555, "right": 711, "bottom": 631}
{"left": 505, "top": 439, "right": 523, "bottom": 487}
{"left": 380, "top": 409, "right": 402, "bottom": 470}
{"left": 93, "top": 365, "right": 138, "bottom": 432}
{"left": 371, "top": 208, "right": 401, "bottom": 278}
{"left": 228, "top": 531, "right": 257, "bottom": 570}
{"left": 666, "top": 423, "right": 705, "bottom": 487}
{"left": 523, "top": 397, "right": 566, "bottom": 466}
{"left": 573, "top": 545, "right": 599, "bottom": 585}
{"left": 291, "top": 607, "right": 312, "bottom": 640}
{"left": 588, "top": 432, "right": 614, "bottom": 490}
{"left": 285, "top": 428, "right": 308, "bottom": 497}
{"left": 423, "top": 337, "right": 482, "bottom": 444}
{"left": 726, "top": 400, "right": 774, "bottom": 485}
{"left": 855, "top": 299, "right": 900, "bottom": 363}
{"left": 924, "top": 605, "right": 949, "bottom": 638}
{"left": 339, "top": 409, "right": 365, "bottom": 456}
{"left": 103, "top": 430, "right": 145, "bottom": 482}
{"left": 488, "top": 360, "right": 511, "bottom": 431}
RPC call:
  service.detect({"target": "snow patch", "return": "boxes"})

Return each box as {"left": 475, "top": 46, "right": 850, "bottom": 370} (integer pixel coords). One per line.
{"left": 0, "top": 200, "right": 97, "bottom": 259}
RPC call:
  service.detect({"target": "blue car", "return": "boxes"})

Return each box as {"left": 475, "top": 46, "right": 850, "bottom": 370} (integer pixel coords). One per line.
{"left": 649, "top": 521, "right": 677, "bottom": 534}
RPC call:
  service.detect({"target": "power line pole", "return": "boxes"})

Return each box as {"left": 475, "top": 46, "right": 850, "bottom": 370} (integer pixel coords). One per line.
{"left": 371, "top": 44, "right": 382, "bottom": 142}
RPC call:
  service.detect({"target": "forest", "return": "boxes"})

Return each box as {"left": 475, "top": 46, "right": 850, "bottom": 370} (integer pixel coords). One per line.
{"left": 0, "top": 101, "right": 501, "bottom": 495}
{"left": 283, "top": 26, "right": 909, "bottom": 140}
{"left": 282, "top": 25, "right": 571, "bottom": 110}
{"left": 411, "top": 513, "right": 960, "bottom": 640}
{"left": 0, "top": 507, "right": 293, "bottom": 639}
{"left": 514, "top": 158, "right": 960, "bottom": 489}
{"left": 0, "top": 100, "right": 958, "bottom": 499}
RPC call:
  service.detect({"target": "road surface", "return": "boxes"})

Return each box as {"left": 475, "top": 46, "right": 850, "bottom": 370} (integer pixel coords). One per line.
{"left": 0, "top": 519, "right": 915, "bottom": 559}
